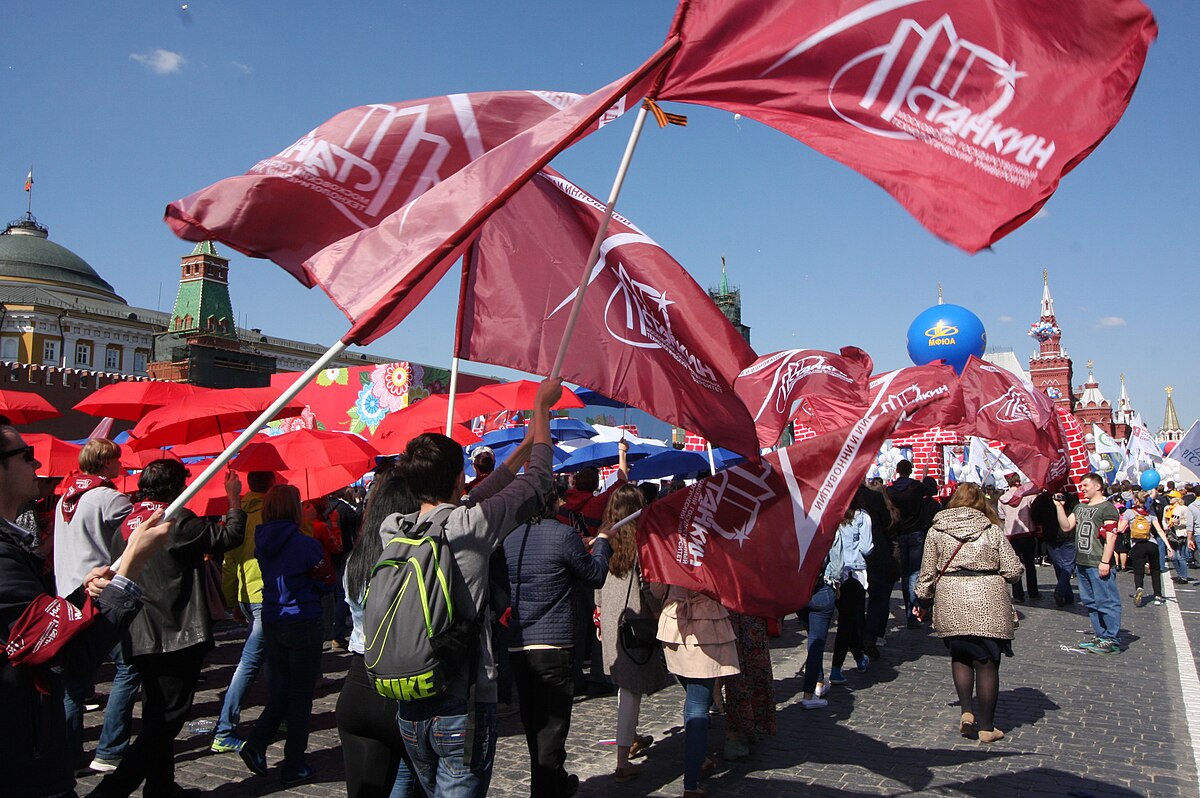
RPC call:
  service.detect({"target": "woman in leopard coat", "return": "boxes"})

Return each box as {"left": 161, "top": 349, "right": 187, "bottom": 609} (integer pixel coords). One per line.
{"left": 914, "top": 483, "right": 1023, "bottom": 743}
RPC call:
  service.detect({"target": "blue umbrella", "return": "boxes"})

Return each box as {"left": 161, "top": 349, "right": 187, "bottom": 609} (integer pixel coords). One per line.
{"left": 572, "top": 387, "right": 630, "bottom": 409}
{"left": 550, "top": 418, "right": 598, "bottom": 440}
{"left": 480, "top": 427, "right": 527, "bottom": 447}
{"left": 555, "top": 441, "right": 669, "bottom": 472}
{"left": 627, "top": 447, "right": 745, "bottom": 481}
{"left": 484, "top": 441, "right": 573, "bottom": 466}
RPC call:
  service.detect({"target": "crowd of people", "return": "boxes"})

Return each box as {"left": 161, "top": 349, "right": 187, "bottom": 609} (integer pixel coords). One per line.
{"left": 2, "top": 382, "right": 1198, "bottom": 798}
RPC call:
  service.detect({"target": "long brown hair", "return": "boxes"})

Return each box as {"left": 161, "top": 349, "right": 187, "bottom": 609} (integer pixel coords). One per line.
{"left": 602, "top": 483, "right": 646, "bottom": 578}
{"left": 945, "top": 482, "right": 1000, "bottom": 525}
{"left": 262, "top": 484, "right": 303, "bottom": 526}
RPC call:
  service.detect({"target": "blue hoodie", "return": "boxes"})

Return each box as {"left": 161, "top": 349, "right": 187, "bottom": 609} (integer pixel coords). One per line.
{"left": 254, "top": 519, "right": 333, "bottom": 624}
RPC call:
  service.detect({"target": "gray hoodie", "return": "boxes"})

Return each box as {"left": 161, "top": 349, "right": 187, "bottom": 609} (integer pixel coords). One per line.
{"left": 380, "top": 442, "right": 553, "bottom": 705}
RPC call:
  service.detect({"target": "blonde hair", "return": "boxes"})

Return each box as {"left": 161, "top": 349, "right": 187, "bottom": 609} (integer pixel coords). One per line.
{"left": 946, "top": 483, "right": 1000, "bottom": 525}
{"left": 78, "top": 439, "right": 120, "bottom": 475}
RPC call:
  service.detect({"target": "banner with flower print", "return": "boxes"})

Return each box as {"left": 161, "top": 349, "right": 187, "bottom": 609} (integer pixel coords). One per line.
{"left": 270, "top": 361, "right": 495, "bottom": 437}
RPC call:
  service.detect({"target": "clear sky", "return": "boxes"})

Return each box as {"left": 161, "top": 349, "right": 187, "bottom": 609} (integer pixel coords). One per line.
{"left": 4, "top": 1, "right": 1195, "bottom": 434}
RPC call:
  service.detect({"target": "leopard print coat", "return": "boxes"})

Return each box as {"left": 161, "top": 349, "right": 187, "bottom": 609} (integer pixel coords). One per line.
{"left": 914, "top": 507, "right": 1024, "bottom": 640}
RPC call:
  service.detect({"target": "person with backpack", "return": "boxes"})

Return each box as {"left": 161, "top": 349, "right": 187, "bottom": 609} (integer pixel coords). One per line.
{"left": 367, "top": 377, "right": 561, "bottom": 798}
{"left": 1124, "top": 499, "right": 1171, "bottom": 606}
{"left": 236, "top": 484, "right": 335, "bottom": 788}
{"left": 503, "top": 485, "right": 612, "bottom": 797}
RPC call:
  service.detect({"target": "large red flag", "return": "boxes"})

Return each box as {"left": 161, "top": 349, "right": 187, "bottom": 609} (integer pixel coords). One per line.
{"left": 458, "top": 169, "right": 760, "bottom": 456}
{"left": 305, "top": 43, "right": 681, "bottom": 345}
{"left": 658, "top": 0, "right": 1156, "bottom": 252}
{"left": 956, "top": 356, "right": 1067, "bottom": 487}
{"left": 735, "top": 347, "right": 873, "bottom": 448}
{"left": 165, "top": 92, "right": 589, "bottom": 286}
{"left": 636, "top": 368, "right": 951, "bottom": 616}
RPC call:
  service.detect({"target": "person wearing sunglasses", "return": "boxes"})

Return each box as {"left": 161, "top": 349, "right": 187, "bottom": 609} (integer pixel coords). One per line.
{"left": 0, "top": 425, "right": 173, "bottom": 798}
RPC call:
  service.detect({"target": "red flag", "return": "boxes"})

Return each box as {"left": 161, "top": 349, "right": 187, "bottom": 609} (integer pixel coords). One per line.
{"left": 636, "top": 368, "right": 948, "bottom": 616}
{"left": 735, "top": 347, "right": 873, "bottom": 448}
{"left": 304, "top": 43, "right": 680, "bottom": 345}
{"left": 659, "top": 0, "right": 1156, "bottom": 252}
{"left": 956, "top": 356, "right": 1067, "bottom": 487}
{"left": 458, "top": 169, "right": 759, "bottom": 456}
{"left": 164, "top": 91, "right": 590, "bottom": 286}
{"left": 867, "top": 363, "right": 964, "bottom": 436}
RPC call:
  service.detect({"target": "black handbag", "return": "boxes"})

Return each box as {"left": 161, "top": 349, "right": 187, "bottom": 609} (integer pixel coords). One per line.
{"left": 617, "top": 568, "right": 660, "bottom": 666}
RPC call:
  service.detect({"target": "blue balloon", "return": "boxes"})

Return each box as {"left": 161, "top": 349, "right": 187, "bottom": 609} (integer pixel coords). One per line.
{"left": 906, "top": 304, "right": 987, "bottom": 373}
{"left": 1139, "top": 469, "right": 1161, "bottom": 491}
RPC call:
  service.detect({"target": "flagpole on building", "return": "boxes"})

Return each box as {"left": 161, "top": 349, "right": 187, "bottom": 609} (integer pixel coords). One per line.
{"left": 162, "top": 339, "right": 349, "bottom": 520}
{"left": 446, "top": 248, "right": 474, "bottom": 435}
{"left": 549, "top": 104, "right": 652, "bottom": 379}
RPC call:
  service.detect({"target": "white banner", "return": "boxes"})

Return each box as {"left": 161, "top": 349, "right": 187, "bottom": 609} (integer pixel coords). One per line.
{"left": 1167, "top": 420, "right": 1200, "bottom": 473}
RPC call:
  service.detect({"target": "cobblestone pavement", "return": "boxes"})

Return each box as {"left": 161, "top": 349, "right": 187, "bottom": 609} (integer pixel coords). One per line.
{"left": 76, "top": 562, "right": 1200, "bottom": 798}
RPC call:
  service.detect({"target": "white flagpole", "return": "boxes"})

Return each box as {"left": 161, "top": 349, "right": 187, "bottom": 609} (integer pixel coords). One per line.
{"left": 445, "top": 356, "right": 462, "bottom": 436}
{"left": 706, "top": 441, "right": 718, "bottom": 475}
{"left": 162, "top": 339, "right": 348, "bottom": 519}
{"left": 446, "top": 248, "right": 474, "bottom": 435}
{"left": 549, "top": 104, "right": 652, "bottom": 379}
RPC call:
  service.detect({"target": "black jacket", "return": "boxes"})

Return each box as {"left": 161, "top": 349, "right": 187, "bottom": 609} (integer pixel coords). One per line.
{"left": 0, "top": 523, "right": 143, "bottom": 798}
{"left": 110, "top": 507, "right": 245, "bottom": 657}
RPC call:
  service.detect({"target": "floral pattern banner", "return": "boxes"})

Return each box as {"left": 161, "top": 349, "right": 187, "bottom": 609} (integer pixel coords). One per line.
{"left": 271, "top": 361, "right": 491, "bottom": 437}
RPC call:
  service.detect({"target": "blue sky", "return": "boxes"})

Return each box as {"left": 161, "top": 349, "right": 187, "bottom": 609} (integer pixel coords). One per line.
{"left": 3, "top": 1, "right": 1195, "bottom": 433}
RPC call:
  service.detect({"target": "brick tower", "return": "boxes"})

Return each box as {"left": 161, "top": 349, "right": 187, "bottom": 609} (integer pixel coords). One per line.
{"left": 1073, "top": 360, "right": 1114, "bottom": 435}
{"left": 1027, "top": 270, "right": 1073, "bottom": 411}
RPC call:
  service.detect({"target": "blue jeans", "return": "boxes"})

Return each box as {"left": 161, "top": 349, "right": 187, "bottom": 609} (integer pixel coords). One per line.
{"left": 802, "top": 584, "right": 836, "bottom": 694}
{"left": 64, "top": 642, "right": 139, "bottom": 762}
{"left": 1170, "top": 542, "right": 1189, "bottom": 580}
{"left": 1046, "top": 541, "right": 1076, "bottom": 605}
{"left": 1157, "top": 538, "right": 1168, "bottom": 573}
{"left": 863, "top": 563, "right": 895, "bottom": 642}
{"left": 398, "top": 697, "right": 497, "bottom": 798}
{"left": 898, "top": 531, "right": 926, "bottom": 617}
{"left": 1076, "top": 566, "right": 1122, "bottom": 643}
{"left": 215, "top": 602, "right": 265, "bottom": 739}
{"left": 677, "top": 677, "right": 715, "bottom": 791}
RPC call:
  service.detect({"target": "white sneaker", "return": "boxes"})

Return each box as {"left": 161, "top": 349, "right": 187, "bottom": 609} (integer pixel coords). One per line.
{"left": 801, "top": 697, "right": 829, "bottom": 710}
{"left": 89, "top": 757, "right": 119, "bottom": 773}
{"left": 815, "top": 682, "right": 829, "bottom": 698}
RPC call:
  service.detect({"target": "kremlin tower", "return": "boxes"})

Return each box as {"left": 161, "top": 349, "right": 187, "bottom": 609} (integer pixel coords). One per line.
{"left": 1027, "top": 271, "right": 1074, "bottom": 412}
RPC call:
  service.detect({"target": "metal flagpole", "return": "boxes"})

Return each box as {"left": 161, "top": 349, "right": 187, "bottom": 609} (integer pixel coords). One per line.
{"left": 446, "top": 248, "right": 474, "bottom": 435}
{"left": 162, "top": 339, "right": 348, "bottom": 519}
{"left": 549, "top": 104, "right": 652, "bottom": 379}
{"left": 706, "top": 441, "right": 718, "bottom": 475}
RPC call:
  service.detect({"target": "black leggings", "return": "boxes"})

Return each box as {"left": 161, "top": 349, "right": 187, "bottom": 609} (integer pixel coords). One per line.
{"left": 1128, "top": 540, "right": 1163, "bottom": 598}
{"left": 336, "top": 654, "right": 415, "bottom": 798}
{"left": 952, "top": 657, "right": 1000, "bottom": 732}
{"left": 832, "top": 579, "right": 866, "bottom": 668}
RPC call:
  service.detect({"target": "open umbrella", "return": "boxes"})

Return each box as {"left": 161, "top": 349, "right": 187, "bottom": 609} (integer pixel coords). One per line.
{"left": 554, "top": 441, "right": 667, "bottom": 473}
{"left": 480, "top": 427, "right": 528, "bottom": 448}
{"left": 572, "top": 387, "right": 629, "bottom": 409}
{"left": 478, "top": 380, "right": 584, "bottom": 412}
{"left": 73, "top": 382, "right": 209, "bottom": 421}
{"left": 129, "top": 386, "right": 305, "bottom": 449}
{"left": 374, "top": 416, "right": 479, "bottom": 453}
{"left": 25, "top": 434, "right": 82, "bottom": 478}
{"left": 0, "top": 389, "right": 61, "bottom": 425}
{"left": 628, "top": 447, "right": 745, "bottom": 481}
{"left": 550, "top": 418, "right": 597, "bottom": 442}
{"left": 119, "top": 447, "right": 182, "bottom": 470}
{"left": 231, "top": 429, "right": 379, "bottom": 475}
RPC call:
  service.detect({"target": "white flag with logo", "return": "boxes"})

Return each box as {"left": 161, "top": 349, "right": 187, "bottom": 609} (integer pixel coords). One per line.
{"left": 1167, "top": 421, "right": 1200, "bottom": 473}
{"left": 1128, "top": 413, "right": 1162, "bottom": 465}
{"left": 1092, "top": 423, "right": 1126, "bottom": 457}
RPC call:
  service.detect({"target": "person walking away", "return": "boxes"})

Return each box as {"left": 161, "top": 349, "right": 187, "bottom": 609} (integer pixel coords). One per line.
{"left": 1166, "top": 490, "right": 1194, "bottom": 583}
{"left": 212, "top": 470, "right": 275, "bottom": 753}
{"left": 327, "top": 486, "right": 362, "bottom": 647}
{"left": 52, "top": 439, "right": 137, "bottom": 774}
{"left": 504, "top": 486, "right": 611, "bottom": 797}
{"left": 998, "top": 474, "right": 1040, "bottom": 602}
{"left": 337, "top": 471, "right": 418, "bottom": 798}
{"left": 1055, "top": 473, "right": 1126, "bottom": 654}
{"left": 384, "top": 377, "right": 560, "bottom": 797}
{"left": 236, "top": 485, "right": 335, "bottom": 787}
{"left": 721, "top": 612, "right": 776, "bottom": 761}
{"left": 860, "top": 482, "right": 899, "bottom": 658}
{"left": 1031, "top": 491, "right": 1075, "bottom": 606}
{"left": 658, "top": 586, "right": 739, "bottom": 797}
{"left": 887, "top": 461, "right": 930, "bottom": 628}
{"left": 829, "top": 500, "right": 874, "bottom": 687}
{"left": 1124, "top": 503, "right": 1171, "bottom": 606}
{"left": 594, "top": 485, "right": 670, "bottom": 782}
{"left": 914, "top": 483, "right": 1023, "bottom": 743}
{"left": 89, "top": 461, "right": 245, "bottom": 798}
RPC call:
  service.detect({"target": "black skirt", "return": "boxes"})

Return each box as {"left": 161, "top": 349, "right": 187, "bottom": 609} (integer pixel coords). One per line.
{"left": 944, "top": 635, "right": 1013, "bottom": 664}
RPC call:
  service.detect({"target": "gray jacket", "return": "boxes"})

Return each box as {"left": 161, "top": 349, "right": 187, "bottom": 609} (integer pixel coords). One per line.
{"left": 53, "top": 486, "right": 131, "bottom": 595}
{"left": 380, "top": 442, "right": 553, "bottom": 704}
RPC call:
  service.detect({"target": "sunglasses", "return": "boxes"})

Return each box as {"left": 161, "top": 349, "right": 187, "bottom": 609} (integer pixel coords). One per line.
{"left": 0, "top": 445, "right": 36, "bottom": 463}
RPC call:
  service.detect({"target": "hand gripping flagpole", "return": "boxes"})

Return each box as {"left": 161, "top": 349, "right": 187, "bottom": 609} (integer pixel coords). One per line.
{"left": 161, "top": 339, "right": 349, "bottom": 520}
{"left": 549, "top": 103, "right": 652, "bottom": 379}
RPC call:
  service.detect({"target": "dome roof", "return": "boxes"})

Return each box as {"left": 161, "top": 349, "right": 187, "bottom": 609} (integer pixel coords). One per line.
{"left": 0, "top": 216, "right": 124, "bottom": 303}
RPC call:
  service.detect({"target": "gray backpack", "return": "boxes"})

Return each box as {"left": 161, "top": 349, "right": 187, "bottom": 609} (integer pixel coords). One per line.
{"left": 363, "top": 509, "right": 480, "bottom": 702}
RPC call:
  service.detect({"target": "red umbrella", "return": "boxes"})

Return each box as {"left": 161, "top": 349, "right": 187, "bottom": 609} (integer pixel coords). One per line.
{"left": 74, "top": 382, "right": 209, "bottom": 421}
{"left": 119, "top": 447, "right": 182, "bottom": 470}
{"left": 477, "top": 380, "right": 584, "bottom": 412}
{"left": 0, "top": 389, "right": 61, "bottom": 425}
{"left": 25, "top": 434, "right": 82, "bottom": 478}
{"left": 130, "top": 387, "right": 305, "bottom": 449}
{"left": 278, "top": 463, "right": 369, "bottom": 503}
{"left": 231, "top": 429, "right": 379, "bottom": 475}
{"left": 374, "top": 414, "right": 480, "bottom": 453}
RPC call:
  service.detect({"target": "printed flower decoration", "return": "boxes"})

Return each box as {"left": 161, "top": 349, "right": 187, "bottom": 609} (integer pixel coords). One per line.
{"left": 316, "top": 368, "right": 349, "bottom": 387}
{"left": 348, "top": 384, "right": 389, "bottom": 434}
{"left": 369, "top": 362, "right": 412, "bottom": 413}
